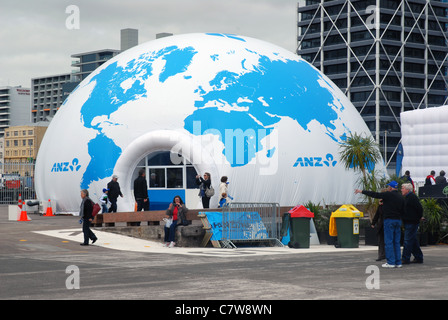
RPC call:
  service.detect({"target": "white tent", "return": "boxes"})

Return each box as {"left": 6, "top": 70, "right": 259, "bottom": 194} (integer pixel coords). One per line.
{"left": 401, "top": 105, "right": 448, "bottom": 183}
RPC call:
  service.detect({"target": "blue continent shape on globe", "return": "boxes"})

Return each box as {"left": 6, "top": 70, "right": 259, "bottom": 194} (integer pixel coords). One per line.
{"left": 77, "top": 33, "right": 345, "bottom": 190}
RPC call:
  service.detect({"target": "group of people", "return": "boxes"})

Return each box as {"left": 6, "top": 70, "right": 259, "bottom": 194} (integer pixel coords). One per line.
{"left": 78, "top": 175, "right": 124, "bottom": 246}
{"left": 79, "top": 171, "right": 232, "bottom": 247}
{"left": 355, "top": 180, "right": 424, "bottom": 268}
{"left": 425, "top": 170, "right": 447, "bottom": 185}
{"left": 98, "top": 175, "right": 124, "bottom": 214}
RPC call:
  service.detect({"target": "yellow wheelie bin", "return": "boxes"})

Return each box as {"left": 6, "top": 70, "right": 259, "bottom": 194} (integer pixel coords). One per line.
{"left": 329, "top": 205, "right": 363, "bottom": 248}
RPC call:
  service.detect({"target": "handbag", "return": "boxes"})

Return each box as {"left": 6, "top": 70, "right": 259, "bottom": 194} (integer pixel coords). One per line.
{"left": 205, "top": 185, "right": 215, "bottom": 197}
{"left": 92, "top": 202, "right": 101, "bottom": 217}
{"left": 163, "top": 218, "right": 173, "bottom": 228}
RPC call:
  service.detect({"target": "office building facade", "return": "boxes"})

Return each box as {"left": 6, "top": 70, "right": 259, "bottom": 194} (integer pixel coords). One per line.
{"left": 297, "top": 0, "right": 448, "bottom": 169}
{"left": 0, "top": 86, "right": 31, "bottom": 137}
{"left": 70, "top": 49, "right": 121, "bottom": 83}
{"left": 4, "top": 123, "right": 48, "bottom": 165}
{"left": 31, "top": 74, "right": 71, "bottom": 123}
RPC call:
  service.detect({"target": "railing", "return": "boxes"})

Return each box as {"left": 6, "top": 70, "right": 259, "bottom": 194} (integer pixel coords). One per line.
{"left": 0, "top": 162, "right": 36, "bottom": 204}
{"left": 221, "top": 202, "right": 283, "bottom": 248}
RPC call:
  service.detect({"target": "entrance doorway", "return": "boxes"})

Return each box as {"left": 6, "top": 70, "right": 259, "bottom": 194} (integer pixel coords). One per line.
{"left": 131, "top": 151, "right": 199, "bottom": 210}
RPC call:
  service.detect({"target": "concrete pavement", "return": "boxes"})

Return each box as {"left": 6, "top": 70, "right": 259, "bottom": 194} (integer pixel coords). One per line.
{"left": 1, "top": 206, "right": 448, "bottom": 303}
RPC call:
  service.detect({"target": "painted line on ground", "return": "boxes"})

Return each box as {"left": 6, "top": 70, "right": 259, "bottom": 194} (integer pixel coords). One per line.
{"left": 33, "top": 228, "right": 377, "bottom": 257}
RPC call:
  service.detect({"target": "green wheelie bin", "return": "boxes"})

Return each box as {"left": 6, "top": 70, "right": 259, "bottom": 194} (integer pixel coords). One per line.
{"left": 288, "top": 205, "right": 314, "bottom": 248}
{"left": 330, "top": 205, "right": 363, "bottom": 248}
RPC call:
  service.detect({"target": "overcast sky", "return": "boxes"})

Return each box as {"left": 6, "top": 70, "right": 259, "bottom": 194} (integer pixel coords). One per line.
{"left": 0, "top": 0, "right": 300, "bottom": 88}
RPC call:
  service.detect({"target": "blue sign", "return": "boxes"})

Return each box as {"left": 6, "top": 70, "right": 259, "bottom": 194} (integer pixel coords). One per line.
{"left": 203, "top": 211, "right": 269, "bottom": 241}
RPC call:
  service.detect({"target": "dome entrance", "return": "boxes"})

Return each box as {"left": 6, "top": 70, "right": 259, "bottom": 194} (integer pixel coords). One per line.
{"left": 114, "top": 130, "right": 219, "bottom": 211}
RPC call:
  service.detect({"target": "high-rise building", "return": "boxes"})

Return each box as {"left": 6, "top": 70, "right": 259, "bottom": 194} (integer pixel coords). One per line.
{"left": 121, "top": 28, "right": 139, "bottom": 51}
{"left": 0, "top": 86, "right": 31, "bottom": 137}
{"left": 70, "top": 49, "right": 121, "bottom": 83}
{"left": 297, "top": 0, "right": 448, "bottom": 170}
{"left": 31, "top": 74, "right": 71, "bottom": 123}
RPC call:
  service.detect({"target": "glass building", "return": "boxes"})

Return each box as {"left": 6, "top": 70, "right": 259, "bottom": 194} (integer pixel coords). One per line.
{"left": 297, "top": 0, "right": 448, "bottom": 170}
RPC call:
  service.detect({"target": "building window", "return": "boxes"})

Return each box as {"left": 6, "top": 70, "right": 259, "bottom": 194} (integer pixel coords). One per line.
{"left": 132, "top": 151, "right": 199, "bottom": 191}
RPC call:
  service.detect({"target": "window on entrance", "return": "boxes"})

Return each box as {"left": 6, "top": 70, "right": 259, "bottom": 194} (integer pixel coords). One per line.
{"left": 133, "top": 151, "right": 198, "bottom": 190}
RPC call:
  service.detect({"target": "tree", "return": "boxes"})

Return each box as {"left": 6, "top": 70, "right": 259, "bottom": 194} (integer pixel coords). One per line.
{"left": 339, "top": 132, "right": 381, "bottom": 182}
{"left": 339, "top": 132, "right": 382, "bottom": 218}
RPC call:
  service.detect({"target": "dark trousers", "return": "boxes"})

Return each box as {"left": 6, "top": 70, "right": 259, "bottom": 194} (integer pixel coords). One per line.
{"left": 201, "top": 196, "right": 210, "bottom": 209}
{"left": 377, "top": 229, "right": 385, "bottom": 260}
{"left": 108, "top": 198, "right": 117, "bottom": 212}
{"left": 164, "top": 220, "right": 178, "bottom": 242}
{"left": 136, "top": 198, "right": 150, "bottom": 211}
{"left": 402, "top": 223, "right": 424, "bottom": 262}
{"left": 82, "top": 219, "right": 97, "bottom": 244}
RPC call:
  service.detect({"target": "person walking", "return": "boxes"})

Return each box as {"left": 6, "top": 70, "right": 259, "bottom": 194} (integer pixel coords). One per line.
{"left": 401, "top": 183, "right": 424, "bottom": 264}
{"left": 163, "top": 195, "right": 188, "bottom": 248}
{"left": 107, "top": 175, "right": 123, "bottom": 212}
{"left": 196, "top": 172, "right": 213, "bottom": 209}
{"left": 79, "top": 189, "right": 98, "bottom": 246}
{"left": 355, "top": 181, "right": 405, "bottom": 268}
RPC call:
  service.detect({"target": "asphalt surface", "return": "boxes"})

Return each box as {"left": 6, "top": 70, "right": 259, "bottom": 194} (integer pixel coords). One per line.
{"left": 1, "top": 205, "right": 447, "bottom": 308}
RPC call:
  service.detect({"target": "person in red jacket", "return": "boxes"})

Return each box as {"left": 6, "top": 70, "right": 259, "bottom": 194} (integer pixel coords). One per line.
{"left": 425, "top": 170, "right": 436, "bottom": 186}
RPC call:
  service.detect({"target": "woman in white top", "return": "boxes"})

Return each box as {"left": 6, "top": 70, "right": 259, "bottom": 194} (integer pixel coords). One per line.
{"left": 219, "top": 176, "right": 230, "bottom": 207}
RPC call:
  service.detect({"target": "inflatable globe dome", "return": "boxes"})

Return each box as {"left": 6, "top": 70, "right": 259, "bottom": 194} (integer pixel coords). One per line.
{"left": 35, "top": 33, "right": 383, "bottom": 213}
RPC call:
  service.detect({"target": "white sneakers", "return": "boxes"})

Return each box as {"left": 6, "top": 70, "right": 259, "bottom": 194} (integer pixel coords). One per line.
{"left": 382, "top": 263, "right": 402, "bottom": 268}
{"left": 163, "top": 242, "right": 176, "bottom": 248}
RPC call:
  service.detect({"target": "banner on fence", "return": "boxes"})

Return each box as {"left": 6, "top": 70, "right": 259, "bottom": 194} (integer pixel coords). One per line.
{"left": 204, "top": 211, "right": 269, "bottom": 241}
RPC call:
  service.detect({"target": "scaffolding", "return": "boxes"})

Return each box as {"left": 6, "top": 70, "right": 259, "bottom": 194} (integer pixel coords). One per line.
{"left": 221, "top": 202, "right": 283, "bottom": 248}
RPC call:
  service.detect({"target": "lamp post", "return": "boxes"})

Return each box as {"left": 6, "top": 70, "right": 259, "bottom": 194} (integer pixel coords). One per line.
{"left": 384, "top": 129, "right": 391, "bottom": 166}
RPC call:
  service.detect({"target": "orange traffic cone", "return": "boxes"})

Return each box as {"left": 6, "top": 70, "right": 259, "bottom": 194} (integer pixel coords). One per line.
{"left": 17, "top": 198, "right": 30, "bottom": 221}
{"left": 44, "top": 199, "right": 54, "bottom": 217}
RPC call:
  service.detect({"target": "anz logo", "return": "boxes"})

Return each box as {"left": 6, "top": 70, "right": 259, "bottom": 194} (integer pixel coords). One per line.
{"left": 51, "top": 158, "right": 82, "bottom": 173}
{"left": 293, "top": 153, "right": 338, "bottom": 168}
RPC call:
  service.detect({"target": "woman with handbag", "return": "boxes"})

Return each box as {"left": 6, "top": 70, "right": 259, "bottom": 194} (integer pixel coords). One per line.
{"left": 163, "top": 195, "right": 188, "bottom": 248}
{"left": 196, "top": 172, "right": 213, "bottom": 208}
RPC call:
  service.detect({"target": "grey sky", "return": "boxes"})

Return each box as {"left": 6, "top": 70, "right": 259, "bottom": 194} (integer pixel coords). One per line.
{"left": 0, "top": 0, "right": 300, "bottom": 88}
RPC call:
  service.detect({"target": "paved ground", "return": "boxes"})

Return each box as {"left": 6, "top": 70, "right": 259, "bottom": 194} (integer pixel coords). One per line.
{"left": 1, "top": 206, "right": 448, "bottom": 307}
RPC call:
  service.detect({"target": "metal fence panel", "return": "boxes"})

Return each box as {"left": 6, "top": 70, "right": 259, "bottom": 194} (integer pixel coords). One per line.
{"left": 222, "top": 202, "right": 283, "bottom": 247}
{"left": 0, "top": 162, "right": 36, "bottom": 204}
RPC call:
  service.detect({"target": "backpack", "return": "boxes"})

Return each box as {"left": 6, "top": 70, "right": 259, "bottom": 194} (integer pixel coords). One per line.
{"left": 92, "top": 202, "right": 101, "bottom": 217}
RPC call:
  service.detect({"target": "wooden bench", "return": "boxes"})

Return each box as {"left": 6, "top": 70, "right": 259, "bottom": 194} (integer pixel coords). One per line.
{"left": 93, "top": 206, "right": 293, "bottom": 227}
{"left": 93, "top": 208, "right": 214, "bottom": 227}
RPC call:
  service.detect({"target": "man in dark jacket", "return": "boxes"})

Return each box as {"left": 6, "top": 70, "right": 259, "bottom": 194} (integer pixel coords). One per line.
{"left": 355, "top": 180, "right": 405, "bottom": 268}
{"left": 401, "top": 183, "right": 424, "bottom": 264}
{"left": 107, "top": 175, "right": 123, "bottom": 213}
{"left": 134, "top": 169, "right": 150, "bottom": 212}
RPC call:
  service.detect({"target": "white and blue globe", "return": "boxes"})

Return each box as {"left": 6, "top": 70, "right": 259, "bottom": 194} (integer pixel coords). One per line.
{"left": 35, "top": 33, "right": 384, "bottom": 213}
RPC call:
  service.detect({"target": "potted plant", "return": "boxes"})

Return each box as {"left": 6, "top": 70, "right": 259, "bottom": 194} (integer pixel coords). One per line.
{"left": 420, "top": 198, "right": 444, "bottom": 245}
{"left": 308, "top": 202, "right": 336, "bottom": 245}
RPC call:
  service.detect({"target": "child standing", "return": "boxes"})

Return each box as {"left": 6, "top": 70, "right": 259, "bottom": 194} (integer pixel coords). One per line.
{"left": 100, "top": 188, "right": 109, "bottom": 213}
